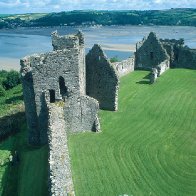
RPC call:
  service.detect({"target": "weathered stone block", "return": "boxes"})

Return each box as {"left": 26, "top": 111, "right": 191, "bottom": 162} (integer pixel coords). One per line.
{"left": 112, "top": 57, "right": 135, "bottom": 77}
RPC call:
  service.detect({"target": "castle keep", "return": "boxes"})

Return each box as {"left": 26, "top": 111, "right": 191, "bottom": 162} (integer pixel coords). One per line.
{"left": 20, "top": 31, "right": 120, "bottom": 195}
{"left": 21, "top": 31, "right": 101, "bottom": 145}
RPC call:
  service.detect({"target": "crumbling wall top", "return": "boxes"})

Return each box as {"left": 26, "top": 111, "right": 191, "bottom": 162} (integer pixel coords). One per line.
{"left": 160, "top": 38, "right": 185, "bottom": 47}
{"left": 51, "top": 30, "right": 84, "bottom": 51}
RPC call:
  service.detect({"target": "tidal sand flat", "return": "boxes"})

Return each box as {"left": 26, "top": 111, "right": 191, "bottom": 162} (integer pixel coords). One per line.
{"left": 0, "top": 25, "right": 196, "bottom": 70}
{"left": 0, "top": 57, "right": 20, "bottom": 71}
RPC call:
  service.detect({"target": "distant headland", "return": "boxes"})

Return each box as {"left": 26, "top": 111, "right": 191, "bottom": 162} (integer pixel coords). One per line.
{"left": 0, "top": 8, "right": 195, "bottom": 29}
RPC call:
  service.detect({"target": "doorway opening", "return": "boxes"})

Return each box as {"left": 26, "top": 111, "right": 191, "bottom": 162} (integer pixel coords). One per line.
{"left": 59, "top": 76, "right": 68, "bottom": 97}
{"left": 49, "top": 89, "right": 55, "bottom": 103}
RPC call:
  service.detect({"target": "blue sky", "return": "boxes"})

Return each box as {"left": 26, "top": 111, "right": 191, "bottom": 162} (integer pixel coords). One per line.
{"left": 0, "top": 0, "right": 195, "bottom": 14}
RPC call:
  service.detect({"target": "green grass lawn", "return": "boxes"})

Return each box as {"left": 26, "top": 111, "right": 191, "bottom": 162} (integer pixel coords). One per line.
{"left": 0, "top": 84, "right": 23, "bottom": 117}
{"left": 0, "top": 69, "right": 195, "bottom": 196}
{"left": 69, "top": 69, "right": 196, "bottom": 196}
{"left": 0, "top": 124, "right": 49, "bottom": 196}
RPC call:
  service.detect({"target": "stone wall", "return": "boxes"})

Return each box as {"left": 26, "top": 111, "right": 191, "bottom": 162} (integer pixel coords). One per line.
{"left": 173, "top": 47, "right": 196, "bottom": 69}
{"left": 135, "top": 32, "right": 169, "bottom": 70}
{"left": 112, "top": 57, "right": 135, "bottom": 77}
{"left": 149, "top": 59, "right": 169, "bottom": 84}
{"left": 21, "top": 31, "right": 100, "bottom": 145}
{"left": 86, "top": 44, "right": 119, "bottom": 111}
{"left": 21, "top": 47, "right": 82, "bottom": 145}
{"left": 52, "top": 31, "right": 86, "bottom": 95}
{"left": 20, "top": 59, "right": 40, "bottom": 145}
{"left": 64, "top": 95, "right": 100, "bottom": 133}
{"left": 159, "top": 38, "right": 196, "bottom": 69}
{"left": 48, "top": 104, "right": 75, "bottom": 196}
{"left": 150, "top": 68, "right": 158, "bottom": 84}
{"left": 52, "top": 31, "right": 79, "bottom": 50}
{"left": 157, "top": 59, "right": 170, "bottom": 76}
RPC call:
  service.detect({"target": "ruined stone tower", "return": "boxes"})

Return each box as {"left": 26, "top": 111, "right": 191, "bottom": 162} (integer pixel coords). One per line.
{"left": 21, "top": 31, "right": 100, "bottom": 145}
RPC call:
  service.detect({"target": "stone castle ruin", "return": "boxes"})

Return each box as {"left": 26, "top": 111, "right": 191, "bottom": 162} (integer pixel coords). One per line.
{"left": 20, "top": 31, "right": 195, "bottom": 195}
{"left": 135, "top": 32, "right": 196, "bottom": 82}
{"left": 22, "top": 31, "right": 96, "bottom": 145}
{"left": 20, "top": 31, "right": 120, "bottom": 195}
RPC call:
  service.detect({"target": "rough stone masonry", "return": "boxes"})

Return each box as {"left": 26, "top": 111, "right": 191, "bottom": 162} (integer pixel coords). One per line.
{"left": 86, "top": 44, "right": 119, "bottom": 111}
{"left": 20, "top": 30, "right": 196, "bottom": 195}
{"left": 135, "top": 32, "right": 196, "bottom": 83}
{"left": 20, "top": 31, "right": 119, "bottom": 195}
{"left": 48, "top": 103, "right": 74, "bottom": 196}
{"left": 20, "top": 31, "right": 102, "bottom": 145}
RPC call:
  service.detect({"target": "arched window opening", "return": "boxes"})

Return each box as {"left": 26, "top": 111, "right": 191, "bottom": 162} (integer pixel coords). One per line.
{"left": 59, "top": 76, "right": 68, "bottom": 98}
{"left": 49, "top": 89, "right": 55, "bottom": 103}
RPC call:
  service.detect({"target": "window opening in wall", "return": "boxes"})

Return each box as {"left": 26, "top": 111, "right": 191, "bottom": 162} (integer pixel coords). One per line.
{"left": 49, "top": 89, "right": 55, "bottom": 103}
{"left": 150, "top": 52, "right": 154, "bottom": 60}
{"left": 59, "top": 76, "right": 68, "bottom": 97}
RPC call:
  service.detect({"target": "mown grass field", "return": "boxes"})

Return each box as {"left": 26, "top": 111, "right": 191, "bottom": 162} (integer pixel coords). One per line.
{"left": 0, "top": 69, "right": 195, "bottom": 196}
{"left": 69, "top": 69, "right": 196, "bottom": 196}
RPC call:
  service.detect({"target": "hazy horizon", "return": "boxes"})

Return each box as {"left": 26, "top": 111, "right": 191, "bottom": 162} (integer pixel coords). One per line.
{"left": 0, "top": 0, "right": 195, "bottom": 14}
{"left": 1, "top": 8, "right": 196, "bottom": 15}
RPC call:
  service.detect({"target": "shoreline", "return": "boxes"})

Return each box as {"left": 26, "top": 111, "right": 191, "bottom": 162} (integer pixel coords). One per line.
{"left": 101, "top": 44, "right": 135, "bottom": 52}
{"left": 0, "top": 57, "right": 20, "bottom": 71}
{"left": 0, "top": 44, "right": 134, "bottom": 72}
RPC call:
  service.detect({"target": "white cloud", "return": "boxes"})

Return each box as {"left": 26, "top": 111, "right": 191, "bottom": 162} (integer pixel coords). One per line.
{"left": 0, "top": 0, "right": 27, "bottom": 8}
{"left": 0, "top": 0, "right": 195, "bottom": 14}
{"left": 154, "top": 0, "right": 162, "bottom": 4}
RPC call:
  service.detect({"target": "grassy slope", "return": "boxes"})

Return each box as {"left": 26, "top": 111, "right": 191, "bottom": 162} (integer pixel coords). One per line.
{"left": 0, "top": 84, "right": 23, "bottom": 117}
{"left": 69, "top": 69, "right": 196, "bottom": 196}
{"left": 0, "top": 125, "right": 48, "bottom": 196}
{"left": 0, "top": 84, "right": 48, "bottom": 196}
{"left": 6, "top": 13, "right": 47, "bottom": 21}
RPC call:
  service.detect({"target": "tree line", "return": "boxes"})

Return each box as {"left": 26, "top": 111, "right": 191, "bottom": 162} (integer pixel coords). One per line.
{"left": 0, "top": 8, "right": 195, "bottom": 29}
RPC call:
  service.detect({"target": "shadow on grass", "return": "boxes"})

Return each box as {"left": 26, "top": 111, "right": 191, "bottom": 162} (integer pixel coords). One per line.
{"left": 13, "top": 90, "right": 23, "bottom": 95}
{"left": 136, "top": 73, "right": 151, "bottom": 85}
{"left": 136, "top": 80, "right": 150, "bottom": 84}
{"left": 0, "top": 121, "right": 49, "bottom": 196}
{"left": 5, "top": 95, "right": 23, "bottom": 104}
{"left": 0, "top": 112, "right": 25, "bottom": 142}
{"left": 143, "top": 73, "right": 151, "bottom": 79}
{"left": 1, "top": 156, "right": 20, "bottom": 196}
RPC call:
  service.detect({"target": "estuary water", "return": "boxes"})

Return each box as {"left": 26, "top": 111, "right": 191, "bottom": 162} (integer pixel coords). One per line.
{"left": 0, "top": 25, "right": 196, "bottom": 70}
